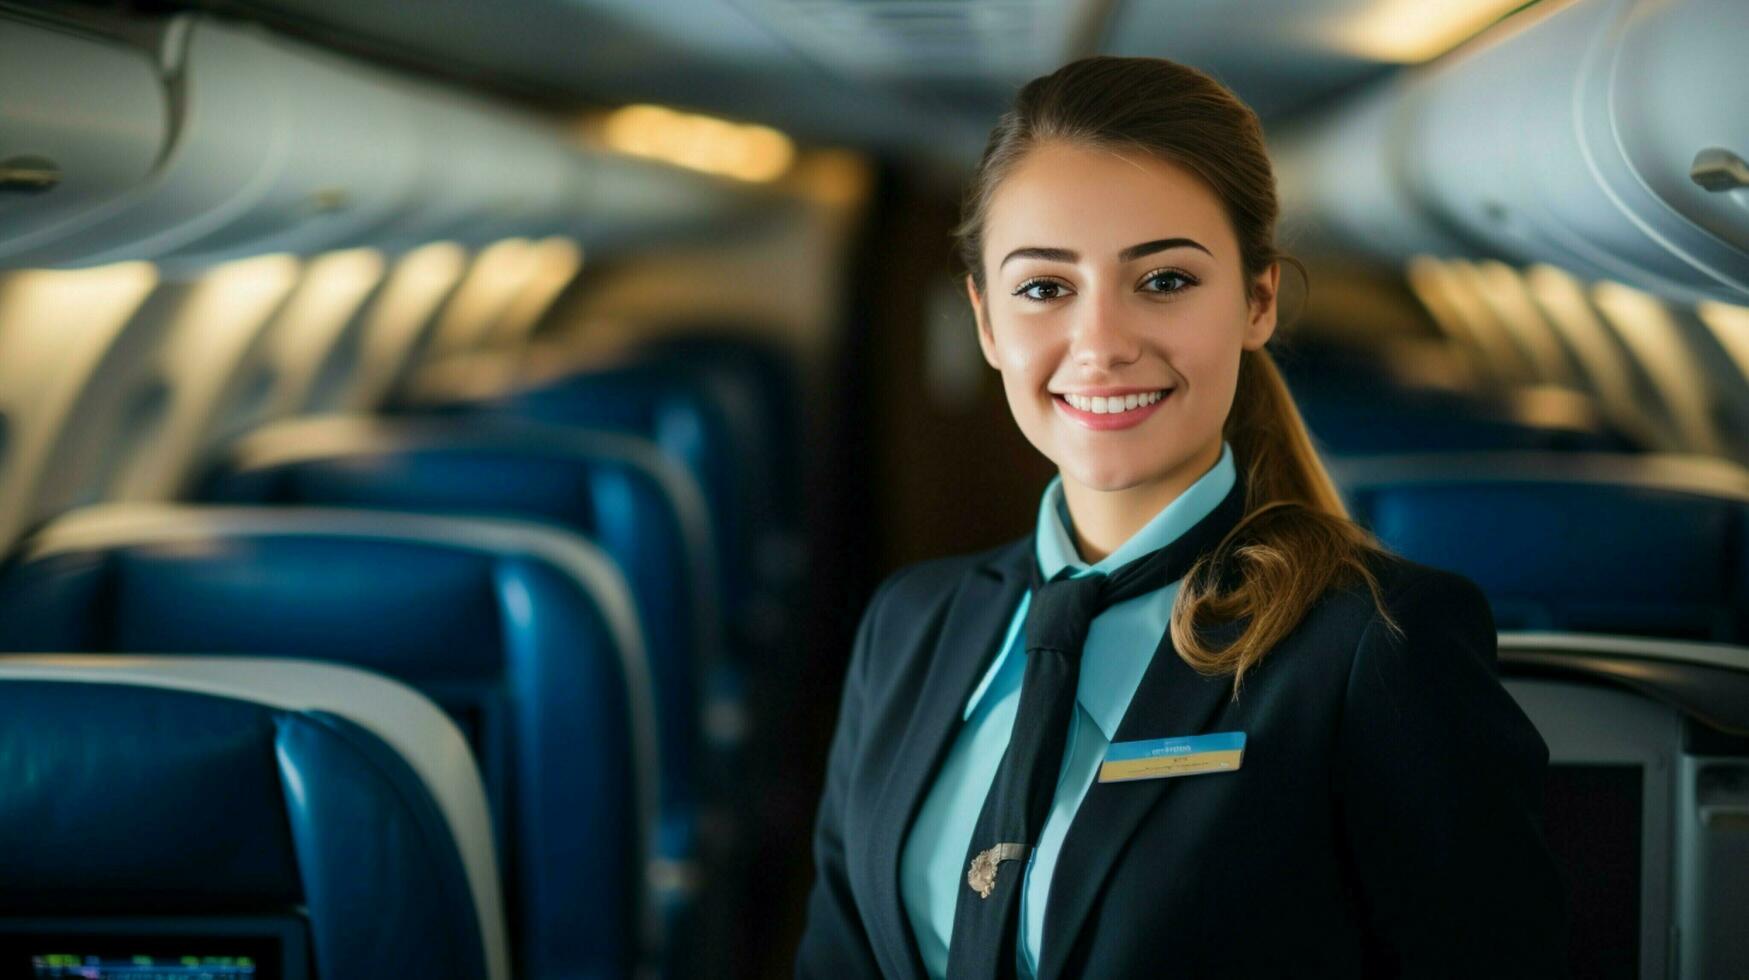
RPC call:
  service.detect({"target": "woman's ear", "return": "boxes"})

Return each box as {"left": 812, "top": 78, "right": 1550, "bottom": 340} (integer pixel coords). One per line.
{"left": 968, "top": 274, "right": 1000, "bottom": 369}
{"left": 1243, "top": 263, "right": 1281, "bottom": 351}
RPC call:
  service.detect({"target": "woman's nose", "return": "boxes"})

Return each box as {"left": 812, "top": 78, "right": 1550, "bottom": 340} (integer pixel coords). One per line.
{"left": 1068, "top": 295, "right": 1143, "bottom": 369}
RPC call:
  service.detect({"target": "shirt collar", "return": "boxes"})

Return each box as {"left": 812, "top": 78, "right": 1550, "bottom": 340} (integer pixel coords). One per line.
{"left": 964, "top": 441, "right": 1238, "bottom": 736}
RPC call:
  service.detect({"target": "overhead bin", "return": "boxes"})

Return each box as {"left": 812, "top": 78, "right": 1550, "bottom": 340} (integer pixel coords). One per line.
{"left": 0, "top": 22, "right": 169, "bottom": 249}
{"left": 0, "top": 17, "right": 423, "bottom": 268}
{"left": 0, "top": 13, "right": 768, "bottom": 269}
{"left": 1275, "top": 0, "right": 1749, "bottom": 305}
{"left": 159, "top": 22, "right": 428, "bottom": 264}
{"left": 367, "top": 88, "right": 579, "bottom": 252}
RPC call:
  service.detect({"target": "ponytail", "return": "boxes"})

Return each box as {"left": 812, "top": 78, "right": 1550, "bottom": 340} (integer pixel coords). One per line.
{"left": 1171, "top": 348, "right": 1399, "bottom": 693}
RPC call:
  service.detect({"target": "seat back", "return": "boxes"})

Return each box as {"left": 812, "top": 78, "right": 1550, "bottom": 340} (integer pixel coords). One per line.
{"left": 630, "top": 332, "right": 802, "bottom": 531}
{"left": 200, "top": 415, "right": 719, "bottom": 860}
{"left": 445, "top": 361, "right": 755, "bottom": 626}
{"left": 1499, "top": 633, "right": 1749, "bottom": 979}
{"left": 0, "top": 655, "right": 507, "bottom": 980}
{"left": 624, "top": 335, "right": 808, "bottom": 655}
{"left": 0, "top": 506, "right": 655, "bottom": 979}
{"left": 1337, "top": 453, "right": 1749, "bottom": 641}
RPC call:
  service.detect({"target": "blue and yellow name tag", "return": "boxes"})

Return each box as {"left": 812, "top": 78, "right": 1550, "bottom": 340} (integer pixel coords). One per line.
{"left": 1098, "top": 731, "right": 1246, "bottom": 783}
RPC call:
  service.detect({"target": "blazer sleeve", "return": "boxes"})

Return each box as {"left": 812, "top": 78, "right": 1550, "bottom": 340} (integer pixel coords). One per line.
{"left": 794, "top": 575, "right": 892, "bottom": 979}
{"left": 1337, "top": 569, "right": 1570, "bottom": 977}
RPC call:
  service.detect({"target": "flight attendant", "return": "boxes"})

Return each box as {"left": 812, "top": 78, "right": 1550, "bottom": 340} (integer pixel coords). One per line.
{"left": 796, "top": 56, "right": 1568, "bottom": 979}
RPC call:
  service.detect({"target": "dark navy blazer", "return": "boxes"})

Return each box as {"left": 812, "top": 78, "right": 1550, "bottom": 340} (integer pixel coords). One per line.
{"left": 796, "top": 537, "right": 1569, "bottom": 978}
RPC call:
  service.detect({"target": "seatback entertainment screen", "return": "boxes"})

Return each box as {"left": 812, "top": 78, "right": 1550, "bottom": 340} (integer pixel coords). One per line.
{"left": 0, "top": 919, "right": 305, "bottom": 980}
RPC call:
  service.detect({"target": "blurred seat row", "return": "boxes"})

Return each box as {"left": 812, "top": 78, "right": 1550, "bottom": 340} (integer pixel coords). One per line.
{"left": 0, "top": 254, "right": 803, "bottom": 978}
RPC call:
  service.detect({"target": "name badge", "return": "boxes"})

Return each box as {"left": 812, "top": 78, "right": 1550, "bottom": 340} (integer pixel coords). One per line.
{"left": 1098, "top": 730, "right": 1245, "bottom": 783}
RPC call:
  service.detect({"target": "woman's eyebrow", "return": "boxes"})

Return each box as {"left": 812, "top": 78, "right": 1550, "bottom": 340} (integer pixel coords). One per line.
{"left": 999, "top": 237, "right": 1212, "bottom": 270}
{"left": 1118, "top": 237, "right": 1212, "bottom": 262}
{"left": 999, "top": 246, "right": 1076, "bottom": 269}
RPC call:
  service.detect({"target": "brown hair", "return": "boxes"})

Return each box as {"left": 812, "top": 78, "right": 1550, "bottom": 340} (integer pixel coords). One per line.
{"left": 955, "top": 56, "right": 1399, "bottom": 692}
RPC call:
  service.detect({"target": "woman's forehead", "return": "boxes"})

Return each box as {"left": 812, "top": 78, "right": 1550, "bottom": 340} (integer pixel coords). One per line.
{"left": 983, "top": 142, "right": 1235, "bottom": 262}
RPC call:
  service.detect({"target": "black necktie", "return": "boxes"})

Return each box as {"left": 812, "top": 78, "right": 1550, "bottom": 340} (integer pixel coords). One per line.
{"left": 945, "top": 475, "right": 1246, "bottom": 979}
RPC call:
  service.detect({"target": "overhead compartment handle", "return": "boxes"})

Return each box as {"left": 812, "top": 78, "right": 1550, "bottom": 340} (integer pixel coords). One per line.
{"left": 0, "top": 156, "right": 61, "bottom": 195}
{"left": 1691, "top": 147, "right": 1749, "bottom": 193}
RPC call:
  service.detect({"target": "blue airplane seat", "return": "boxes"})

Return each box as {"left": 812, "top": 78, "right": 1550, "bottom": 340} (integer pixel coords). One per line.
{"left": 0, "top": 507, "right": 656, "bottom": 980}
{"left": 0, "top": 655, "right": 508, "bottom": 980}
{"left": 630, "top": 332, "right": 803, "bottom": 526}
{"left": 455, "top": 362, "right": 751, "bottom": 617}
{"left": 196, "top": 415, "right": 721, "bottom": 873}
{"left": 414, "top": 359, "right": 780, "bottom": 771}
{"left": 623, "top": 336, "right": 808, "bottom": 655}
{"left": 1336, "top": 454, "right": 1749, "bottom": 642}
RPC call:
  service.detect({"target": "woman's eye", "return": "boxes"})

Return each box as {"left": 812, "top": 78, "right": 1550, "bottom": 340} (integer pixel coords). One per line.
{"left": 1013, "top": 278, "right": 1070, "bottom": 302}
{"left": 1141, "top": 269, "right": 1199, "bottom": 294}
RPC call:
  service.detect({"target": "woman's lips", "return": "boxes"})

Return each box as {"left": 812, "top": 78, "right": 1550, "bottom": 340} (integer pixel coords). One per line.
{"left": 1052, "top": 389, "right": 1172, "bottom": 430}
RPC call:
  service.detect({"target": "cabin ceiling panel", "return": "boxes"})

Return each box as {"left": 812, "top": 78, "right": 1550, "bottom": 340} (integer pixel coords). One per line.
{"left": 202, "top": 0, "right": 1448, "bottom": 166}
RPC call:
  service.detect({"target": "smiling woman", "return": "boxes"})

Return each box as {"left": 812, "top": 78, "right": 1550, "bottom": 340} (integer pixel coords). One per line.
{"left": 798, "top": 56, "right": 1568, "bottom": 980}
{"left": 967, "top": 145, "right": 1273, "bottom": 560}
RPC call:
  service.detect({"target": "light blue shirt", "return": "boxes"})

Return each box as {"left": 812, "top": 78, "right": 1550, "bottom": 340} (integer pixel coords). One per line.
{"left": 899, "top": 441, "right": 1237, "bottom": 978}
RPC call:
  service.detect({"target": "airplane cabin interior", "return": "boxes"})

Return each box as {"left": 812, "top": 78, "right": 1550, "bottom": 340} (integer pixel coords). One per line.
{"left": 0, "top": 0, "right": 1746, "bottom": 977}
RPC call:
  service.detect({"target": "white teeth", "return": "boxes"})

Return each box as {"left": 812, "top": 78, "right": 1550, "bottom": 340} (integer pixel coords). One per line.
{"left": 1063, "top": 390, "right": 1168, "bottom": 413}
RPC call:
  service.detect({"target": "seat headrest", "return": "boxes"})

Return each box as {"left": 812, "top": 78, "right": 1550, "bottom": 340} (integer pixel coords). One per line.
{"left": 1339, "top": 454, "right": 1749, "bottom": 640}
{"left": 0, "top": 654, "right": 509, "bottom": 980}
{"left": 208, "top": 414, "right": 718, "bottom": 629}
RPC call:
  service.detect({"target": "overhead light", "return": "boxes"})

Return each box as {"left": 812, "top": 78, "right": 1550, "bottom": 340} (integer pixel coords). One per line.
{"left": 346, "top": 241, "right": 470, "bottom": 409}
{"left": 264, "top": 248, "right": 386, "bottom": 362}
{"left": 1327, "top": 0, "right": 1536, "bottom": 63}
{"left": 488, "top": 238, "right": 583, "bottom": 348}
{"left": 598, "top": 104, "right": 796, "bottom": 183}
{"left": 168, "top": 253, "right": 302, "bottom": 366}
{"left": 0, "top": 262, "right": 158, "bottom": 354}
{"left": 430, "top": 238, "right": 538, "bottom": 356}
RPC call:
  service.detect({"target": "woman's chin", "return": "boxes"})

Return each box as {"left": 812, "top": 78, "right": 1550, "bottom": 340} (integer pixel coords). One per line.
{"left": 1060, "top": 447, "right": 1216, "bottom": 496}
{"left": 1061, "top": 463, "right": 1168, "bottom": 495}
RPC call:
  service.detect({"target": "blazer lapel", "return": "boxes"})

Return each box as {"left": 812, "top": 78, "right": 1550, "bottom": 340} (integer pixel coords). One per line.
{"left": 865, "top": 538, "right": 1030, "bottom": 980}
{"left": 1037, "top": 627, "right": 1237, "bottom": 980}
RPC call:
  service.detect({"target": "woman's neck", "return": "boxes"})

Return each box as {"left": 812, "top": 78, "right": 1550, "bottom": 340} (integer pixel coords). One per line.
{"left": 1060, "top": 439, "right": 1225, "bottom": 564}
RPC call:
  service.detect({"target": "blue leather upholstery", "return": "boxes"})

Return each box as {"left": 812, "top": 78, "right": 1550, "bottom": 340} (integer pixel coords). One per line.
{"left": 426, "top": 344, "right": 806, "bottom": 978}
{"left": 197, "top": 416, "right": 719, "bottom": 866}
{"left": 0, "top": 508, "right": 654, "bottom": 980}
{"left": 440, "top": 361, "right": 755, "bottom": 627}
{"left": 621, "top": 337, "right": 808, "bottom": 662}
{"left": 0, "top": 656, "right": 506, "bottom": 980}
{"left": 1339, "top": 455, "right": 1749, "bottom": 641}
{"left": 630, "top": 333, "right": 803, "bottom": 531}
